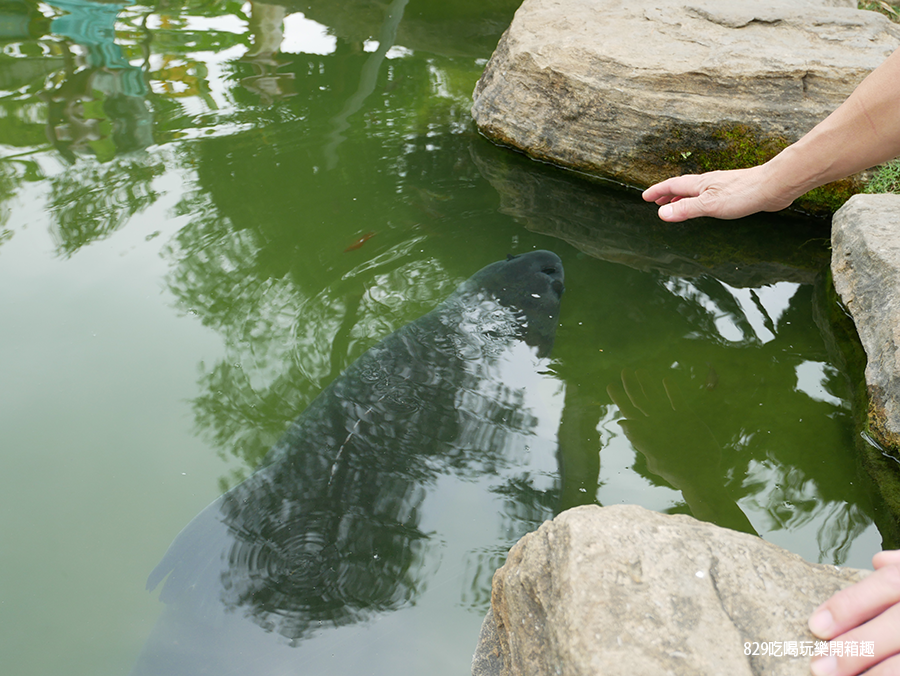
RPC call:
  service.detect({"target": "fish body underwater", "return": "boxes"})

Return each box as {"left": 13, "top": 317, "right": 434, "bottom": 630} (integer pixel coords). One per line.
{"left": 132, "top": 250, "right": 564, "bottom": 675}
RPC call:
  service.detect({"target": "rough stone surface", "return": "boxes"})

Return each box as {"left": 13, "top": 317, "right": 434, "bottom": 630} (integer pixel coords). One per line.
{"left": 472, "top": 0, "right": 900, "bottom": 211}
{"left": 472, "top": 504, "right": 868, "bottom": 676}
{"left": 832, "top": 194, "right": 900, "bottom": 454}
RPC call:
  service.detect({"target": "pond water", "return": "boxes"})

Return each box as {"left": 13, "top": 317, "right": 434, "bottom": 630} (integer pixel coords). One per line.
{"left": 0, "top": 1, "right": 891, "bottom": 675}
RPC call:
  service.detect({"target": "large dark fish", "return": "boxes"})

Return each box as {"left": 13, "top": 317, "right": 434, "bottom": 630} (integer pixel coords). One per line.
{"left": 132, "top": 250, "right": 564, "bottom": 675}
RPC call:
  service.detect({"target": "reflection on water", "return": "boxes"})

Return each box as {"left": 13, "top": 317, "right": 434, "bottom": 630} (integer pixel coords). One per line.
{"left": 33, "top": 0, "right": 151, "bottom": 161}
{"left": 0, "top": 1, "right": 893, "bottom": 675}
{"left": 663, "top": 278, "right": 801, "bottom": 344}
{"left": 133, "top": 252, "right": 564, "bottom": 673}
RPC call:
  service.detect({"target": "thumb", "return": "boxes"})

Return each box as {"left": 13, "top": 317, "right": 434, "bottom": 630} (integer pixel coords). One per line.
{"left": 658, "top": 197, "right": 707, "bottom": 222}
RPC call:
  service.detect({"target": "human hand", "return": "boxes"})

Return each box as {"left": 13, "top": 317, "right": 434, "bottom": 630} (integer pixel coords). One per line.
{"left": 642, "top": 164, "right": 796, "bottom": 223}
{"left": 809, "top": 550, "right": 900, "bottom": 676}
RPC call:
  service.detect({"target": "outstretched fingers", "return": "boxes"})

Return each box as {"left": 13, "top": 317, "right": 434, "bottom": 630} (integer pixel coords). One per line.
{"left": 874, "top": 550, "right": 900, "bottom": 569}
{"left": 809, "top": 565, "right": 900, "bottom": 640}
{"left": 642, "top": 165, "right": 797, "bottom": 222}
{"left": 808, "top": 561, "right": 900, "bottom": 676}
{"left": 642, "top": 175, "right": 717, "bottom": 222}
{"left": 809, "top": 604, "right": 900, "bottom": 676}
{"left": 642, "top": 175, "right": 703, "bottom": 204}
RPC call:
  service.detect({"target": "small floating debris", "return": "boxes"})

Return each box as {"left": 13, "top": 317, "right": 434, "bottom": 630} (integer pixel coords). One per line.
{"left": 344, "top": 231, "right": 376, "bottom": 252}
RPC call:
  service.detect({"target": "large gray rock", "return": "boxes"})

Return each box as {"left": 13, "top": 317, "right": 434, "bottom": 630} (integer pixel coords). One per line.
{"left": 473, "top": 505, "right": 868, "bottom": 676}
{"left": 472, "top": 0, "right": 900, "bottom": 213}
{"left": 832, "top": 194, "right": 900, "bottom": 452}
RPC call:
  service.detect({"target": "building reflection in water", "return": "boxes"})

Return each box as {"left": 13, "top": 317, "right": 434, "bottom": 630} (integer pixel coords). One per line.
{"left": 41, "top": 0, "right": 152, "bottom": 160}
{"left": 240, "top": 2, "right": 296, "bottom": 105}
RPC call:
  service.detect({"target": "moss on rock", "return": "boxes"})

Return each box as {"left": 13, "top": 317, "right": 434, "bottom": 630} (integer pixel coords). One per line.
{"left": 645, "top": 121, "right": 866, "bottom": 217}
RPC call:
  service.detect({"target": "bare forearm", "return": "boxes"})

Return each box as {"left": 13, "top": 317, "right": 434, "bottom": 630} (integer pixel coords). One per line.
{"left": 643, "top": 47, "right": 900, "bottom": 222}
{"left": 764, "top": 47, "right": 900, "bottom": 199}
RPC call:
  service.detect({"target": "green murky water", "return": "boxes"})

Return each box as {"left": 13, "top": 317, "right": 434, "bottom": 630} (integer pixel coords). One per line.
{"left": 0, "top": 1, "right": 890, "bottom": 674}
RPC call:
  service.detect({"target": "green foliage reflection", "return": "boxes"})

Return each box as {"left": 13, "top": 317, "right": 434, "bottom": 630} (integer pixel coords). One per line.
{"left": 0, "top": 0, "right": 887, "bottom": 592}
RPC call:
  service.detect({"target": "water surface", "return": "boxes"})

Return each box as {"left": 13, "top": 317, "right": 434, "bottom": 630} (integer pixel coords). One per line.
{"left": 0, "top": 1, "right": 887, "bottom": 674}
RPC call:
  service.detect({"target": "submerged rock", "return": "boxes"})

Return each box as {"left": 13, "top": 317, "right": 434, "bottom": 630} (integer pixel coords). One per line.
{"left": 470, "top": 139, "right": 831, "bottom": 287}
{"left": 472, "top": 504, "right": 868, "bottom": 676}
{"left": 471, "top": 0, "right": 900, "bottom": 214}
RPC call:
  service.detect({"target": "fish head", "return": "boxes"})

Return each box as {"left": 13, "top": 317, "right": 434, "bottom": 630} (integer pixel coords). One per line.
{"left": 464, "top": 250, "right": 564, "bottom": 357}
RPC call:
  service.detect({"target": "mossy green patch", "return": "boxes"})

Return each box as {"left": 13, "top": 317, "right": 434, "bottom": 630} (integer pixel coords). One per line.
{"left": 858, "top": 1, "right": 900, "bottom": 22}
{"left": 798, "top": 179, "right": 862, "bottom": 215}
{"left": 864, "top": 158, "right": 900, "bottom": 194}
{"left": 692, "top": 124, "right": 789, "bottom": 172}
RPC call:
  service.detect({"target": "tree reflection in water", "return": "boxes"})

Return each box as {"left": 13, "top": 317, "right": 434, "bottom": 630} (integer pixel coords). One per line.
{"left": 0, "top": 0, "right": 878, "bottom": 560}
{"left": 132, "top": 251, "right": 564, "bottom": 674}
{"left": 0, "top": 1, "right": 894, "bottom": 673}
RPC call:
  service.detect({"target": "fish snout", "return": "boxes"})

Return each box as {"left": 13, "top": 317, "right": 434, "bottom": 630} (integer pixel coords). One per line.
{"left": 535, "top": 254, "right": 564, "bottom": 297}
